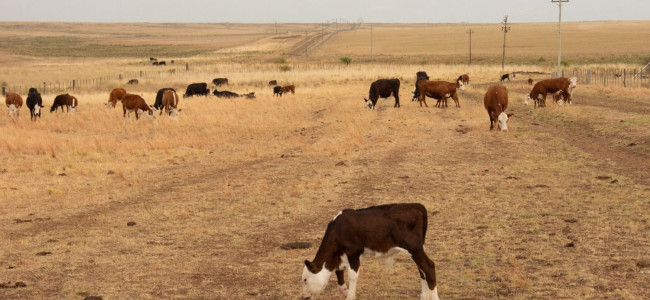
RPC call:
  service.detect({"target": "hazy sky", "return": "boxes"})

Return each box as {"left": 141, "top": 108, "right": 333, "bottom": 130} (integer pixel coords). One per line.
{"left": 0, "top": 0, "right": 648, "bottom": 23}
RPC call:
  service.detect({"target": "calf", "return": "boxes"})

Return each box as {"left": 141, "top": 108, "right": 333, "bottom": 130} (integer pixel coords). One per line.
{"left": 301, "top": 203, "right": 439, "bottom": 300}
{"left": 154, "top": 88, "right": 175, "bottom": 111}
{"left": 483, "top": 85, "right": 513, "bottom": 131}
{"left": 411, "top": 71, "right": 430, "bottom": 102}
{"left": 121, "top": 94, "right": 155, "bottom": 120}
{"left": 26, "top": 88, "right": 44, "bottom": 121}
{"left": 282, "top": 85, "right": 295, "bottom": 95}
{"left": 417, "top": 79, "right": 465, "bottom": 108}
{"left": 183, "top": 83, "right": 210, "bottom": 98}
{"left": 458, "top": 74, "right": 470, "bottom": 85}
{"left": 161, "top": 89, "right": 181, "bottom": 117}
{"left": 212, "top": 78, "right": 229, "bottom": 87}
{"left": 528, "top": 78, "right": 534, "bottom": 85}
{"left": 5, "top": 92, "right": 23, "bottom": 117}
{"left": 526, "top": 77, "right": 577, "bottom": 108}
{"left": 364, "top": 78, "right": 400, "bottom": 109}
{"left": 273, "top": 85, "right": 283, "bottom": 97}
{"left": 106, "top": 87, "right": 127, "bottom": 108}
{"left": 500, "top": 73, "right": 514, "bottom": 82}
{"left": 50, "top": 94, "right": 78, "bottom": 113}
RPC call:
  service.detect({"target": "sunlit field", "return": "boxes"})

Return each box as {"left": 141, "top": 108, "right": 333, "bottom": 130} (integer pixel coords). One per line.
{"left": 0, "top": 21, "right": 649, "bottom": 300}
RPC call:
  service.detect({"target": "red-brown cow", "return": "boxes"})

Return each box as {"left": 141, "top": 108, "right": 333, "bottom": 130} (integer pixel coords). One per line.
{"left": 526, "top": 77, "right": 577, "bottom": 108}
{"left": 50, "top": 93, "right": 78, "bottom": 113}
{"left": 417, "top": 79, "right": 465, "bottom": 108}
{"left": 281, "top": 85, "right": 295, "bottom": 95}
{"left": 106, "top": 88, "right": 127, "bottom": 109}
{"left": 121, "top": 94, "right": 154, "bottom": 120}
{"left": 484, "top": 85, "right": 513, "bottom": 131}
{"left": 161, "top": 89, "right": 181, "bottom": 117}
{"left": 5, "top": 92, "right": 23, "bottom": 117}
{"left": 458, "top": 74, "right": 470, "bottom": 85}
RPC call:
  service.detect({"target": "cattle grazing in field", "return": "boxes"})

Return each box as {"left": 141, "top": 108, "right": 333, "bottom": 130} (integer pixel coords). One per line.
{"left": 268, "top": 80, "right": 278, "bottom": 86}
{"left": 458, "top": 74, "right": 470, "bottom": 85}
{"left": 153, "top": 88, "right": 176, "bottom": 111}
{"left": 212, "top": 78, "right": 229, "bottom": 87}
{"left": 50, "top": 94, "right": 78, "bottom": 113}
{"left": 106, "top": 88, "right": 127, "bottom": 109}
{"left": 121, "top": 94, "right": 155, "bottom": 120}
{"left": 416, "top": 79, "right": 465, "bottom": 108}
{"left": 150, "top": 57, "right": 156, "bottom": 61}
{"left": 528, "top": 78, "right": 534, "bottom": 85}
{"left": 158, "top": 61, "right": 166, "bottom": 66}
{"left": 153, "top": 61, "right": 159, "bottom": 66}
{"left": 484, "top": 85, "right": 513, "bottom": 131}
{"left": 5, "top": 92, "right": 23, "bottom": 118}
{"left": 170, "top": 60, "right": 175, "bottom": 64}
{"left": 301, "top": 203, "right": 439, "bottom": 300}
{"left": 183, "top": 83, "right": 210, "bottom": 98}
{"left": 161, "top": 89, "right": 181, "bottom": 117}
{"left": 525, "top": 77, "right": 577, "bottom": 108}
{"left": 281, "top": 85, "right": 295, "bottom": 95}
{"left": 273, "top": 85, "right": 283, "bottom": 97}
{"left": 26, "top": 88, "right": 44, "bottom": 121}
{"left": 127, "top": 79, "right": 139, "bottom": 85}
{"left": 500, "top": 73, "right": 514, "bottom": 82}
{"left": 411, "top": 71, "right": 430, "bottom": 101}
{"left": 364, "top": 78, "right": 401, "bottom": 110}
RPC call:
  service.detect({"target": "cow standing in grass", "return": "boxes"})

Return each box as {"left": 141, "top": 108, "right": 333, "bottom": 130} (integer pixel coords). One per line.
{"left": 5, "top": 92, "right": 23, "bottom": 117}
{"left": 154, "top": 88, "right": 176, "bottom": 111}
{"left": 484, "top": 85, "right": 513, "bottom": 131}
{"left": 417, "top": 79, "right": 465, "bottom": 108}
{"left": 50, "top": 94, "right": 78, "bottom": 113}
{"left": 412, "top": 71, "right": 430, "bottom": 102}
{"left": 183, "top": 83, "right": 210, "bottom": 98}
{"left": 526, "top": 77, "right": 577, "bottom": 108}
{"left": 364, "top": 78, "right": 400, "bottom": 109}
{"left": 106, "top": 88, "right": 127, "bottom": 109}
{"left": 121, "top": 94, "right": 155, "bottom": 120}
{"left": 161, "top": 89, "right": 181, "bottom": 118}
{"left": 26, "top": 88, "right": 44, "bottom": 121}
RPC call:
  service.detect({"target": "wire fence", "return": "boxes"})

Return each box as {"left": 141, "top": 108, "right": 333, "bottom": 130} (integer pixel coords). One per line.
{"left": 554, "top": 67, "right": 649, "bottom": 88}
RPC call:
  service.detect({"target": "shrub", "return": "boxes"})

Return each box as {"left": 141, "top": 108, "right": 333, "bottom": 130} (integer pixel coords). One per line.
{"left": 280, "top": 65, "right": 291, "bottom": 72}
{"left": 561, "top": 60, "right": 570, "bottom": 67}
{"left": 340, "top": 57, "right": 352, "bottom": 65}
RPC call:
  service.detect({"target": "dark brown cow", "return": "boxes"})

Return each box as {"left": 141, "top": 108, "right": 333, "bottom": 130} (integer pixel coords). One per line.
{"left": 106, "top": 88, "right": 127, "bottom": 108}
{"left": 281, "top": 85, "right": 295, "bottom": 95}
{"left": 483, "top": 85, "right": 513, "bottom": 131}
{"left": 500, "top": 73, "right": 514, "bottom": 82}
{"left": 526, "top": 77, "right": 577, "bottom": 108}
{"left": 528, "top": 78, "right": 534, "bottom": 85}
{"left": 212, "top": 78, "right": 229, "bottom": 86}
{"left": 127, "top": 79, "right": 139, "bottom": 85}
{"left": 268, "top": 80, "right": 278, "bottom": 86}
{"left": 161, "top": 90, "right": 181, "bottom": 117}
{"left": 5, "top": 92, "right": 23, "bottom": 117}
{"left": 416, "top": 79, "right": 465, "bottom": 108}
{"left": 50, "top": 94, "right": 78, "bottom": 113}
{"left": 411, "top": 71, "right": 430, "bottom": 101}
{"left": 364, "top": 78, "right": 400, "bottom": 109}
{"left": 458, "top": 74, "right": 470, "bottom": 85}
{"left": 121, "top": 94, "right": 154, "bottom": 120}
{"left": 301, "top": 203, "right": 439, "bottom": 300}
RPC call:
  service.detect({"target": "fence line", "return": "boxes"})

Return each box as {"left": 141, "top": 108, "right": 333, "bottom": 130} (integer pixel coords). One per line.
{"left": 555, "top": 68, "right": 649, "bottom": 88}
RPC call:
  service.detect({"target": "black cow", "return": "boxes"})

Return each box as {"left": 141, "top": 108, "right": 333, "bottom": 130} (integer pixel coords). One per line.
{"left": 26, "top": 88, "right": 44, "bottom": 121}
{"left": 364, "top": 78, "right": 400, "bottom": 109}
{"left": 412, "top": 71, "right": 430, "bottom": 101}
{"left": 158, "top": 61, "right": 166, "bottom": 66}
{"left": 154, "top": 88, "right": 176, "bottom": 110}
{"left": 183, "top": 83, "right": 210, "bottom": 98}
{"left": 212, "top": 78, "right": 229, "bottom": 87}
{"left": 500, "top": 73, "right": 514, "bottom": 82}
{"left": 273, "top": 85, "right": 283, "bottom": 97}
{"left": 213, "top": 89, "right": 240, "bottom": 98}
{"left": 127, "top": 79, "right": 138, "bottom": 85}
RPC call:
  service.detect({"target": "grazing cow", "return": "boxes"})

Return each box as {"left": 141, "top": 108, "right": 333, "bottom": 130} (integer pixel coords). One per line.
{"left": 282, "top": 85, "right": 295, "bottom": 95}
{"left": 183, "top": 83, "right": 210, "bottom": 98}
{"left": 484, "top": 85, "right": 513, "bottom": 131}
{"left": 364, "top": 78, "right": 400, "bottom": 110}
{"left": 170, "top": 60, "right": 175, "bottom": 64}
{"left": 500, "top": 73, "right": 514, "bottom": 82}
{"left": 161, "top": 89, "right": 181, "bottom": 117}
{"left": 268, "top": 80, "right": 278, "bottom": 86}
{"left": 107, "top": 88, "right": 127, "bottom": 108}
{"left": 526, "top": 77, "right": 577, "bottom": 108}
{"left": 5, "top": 92, "right": 23, "bottom": 117}
{"left": 411, "top": 71, "right": 430, "bottom": 101}
{"left": 301, "top": 203, "right": 439, "bottom": 300}
{"left": 273, "top": 85, "right": 283, "bottom": 97}
{"left": 458, "top": 74, "right": 470, "bottom": 85}
{"left": 528, "top": 78, "right": 534, "bottom": 85}
{"left": 121, "top": 94, "right": 155, "bottom": 120}
{"left": 153, "top": 61, "right": 159, "bottom": 66}
{"left": 212, "top": 78, "right": 229, "bottom": 87}
{"left": 149, "top": 57, "right": 156, "bottom": 61}
{"left": 158, "top": 61, "right": 166, "bottom": 66}
{"left": 50, "top": 94, "right": 78, "bottom": 113}
{"left": 26, "top": 88, "right": 44, "bottom": 121}
{"left": 127, "top": 79, "right": 139, "bottom": 85}
{"left": 154, "top": 88, "right": 176, "bottom": 111}
{"left": 417, "top": 79, "right": 465, "bottom": 108}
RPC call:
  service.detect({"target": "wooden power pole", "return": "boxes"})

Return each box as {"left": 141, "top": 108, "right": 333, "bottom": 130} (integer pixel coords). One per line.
{"left": 552, "top": 0, "right": 569, "bottom": 77}
{"left": 501, "top": 16, "right": 510, "bottom": 70}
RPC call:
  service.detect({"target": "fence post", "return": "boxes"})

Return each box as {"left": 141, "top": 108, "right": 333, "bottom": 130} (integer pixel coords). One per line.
{"left": 140, "top": 71, "right": 143, "bottom": 77}
{"left": 1, "top": 87, "right": 5, "bottom": 96}
{"left": 186, "top": 63, "right": 189, "bottom": 71}
{"left": 72, "top": 80, "right": 76, "bottom": 90}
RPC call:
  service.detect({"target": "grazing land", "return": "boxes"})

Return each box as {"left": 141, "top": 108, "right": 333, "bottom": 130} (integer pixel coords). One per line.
{"left": 0, "top": 21, "right": 649, "bottom": 300}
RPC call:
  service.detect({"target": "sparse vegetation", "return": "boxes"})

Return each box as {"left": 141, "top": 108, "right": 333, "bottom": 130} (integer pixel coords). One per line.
{"left": 340, "top": 57, "right": 352, "bottom": 65}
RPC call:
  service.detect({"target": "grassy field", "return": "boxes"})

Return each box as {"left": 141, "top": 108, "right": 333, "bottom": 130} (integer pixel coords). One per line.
{"left": 1, "top": 21, "right": 649, "bottom": 300}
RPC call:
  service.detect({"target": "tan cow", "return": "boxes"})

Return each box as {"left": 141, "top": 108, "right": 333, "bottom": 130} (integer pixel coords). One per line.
{"left": 121, "top": 94, "right": 154, "bottom": 120}
{"left": 161, "top": 89, "right": 181, "bottom": 118}
{"left": 5, "top": 92, "right": 23, "bottom": 117}
{"left": 484, "top": 85, "right": 513, "bottom": 131}
{"left": 417, "top": 79, "right": 465, "bottom": 108}
{"left": 106, "top": 88, "right": 127, "bottom": 109}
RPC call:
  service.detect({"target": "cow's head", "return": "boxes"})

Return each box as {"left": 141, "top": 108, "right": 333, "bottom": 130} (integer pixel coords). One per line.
{"left": 7, "top": 104, "right": 18, "bottom": 117}
{"left": 168, "top": 108, "right": 181, "bottom": 119}
{"left": 33, "top": 105, "right": 42, "bottom": 118}
{"left": 302, "top": 260, "right": 331, "bottom": 300}
{"left": 523, "top": 95, "right": 532, "bottom": 106}
{"left": 457, "top": 79, "right": 466, "bottom": 91}
{"left": 497, "top": 112, "right": 514, "bottom": 131}
{"left": 411, "top": 91, "right": 419, "bottom": 102}
{"left": 137, "top": 109, "right": 156, "bottom": 120}
{"left": 363, "top": 98, "right": 374, "bottom": 110}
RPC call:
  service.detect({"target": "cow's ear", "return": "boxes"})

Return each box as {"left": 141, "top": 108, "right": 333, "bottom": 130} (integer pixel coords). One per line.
{"left": 304, "top": 260, "right": 313, "bottom": 270}
{"left": 507, "top": 113, "right": 514, "bottom": 118}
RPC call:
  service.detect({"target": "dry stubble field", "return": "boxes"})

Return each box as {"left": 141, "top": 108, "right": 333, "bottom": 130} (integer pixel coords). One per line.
{"left": 0, "top": 22, "right": 649, "bottom": 300}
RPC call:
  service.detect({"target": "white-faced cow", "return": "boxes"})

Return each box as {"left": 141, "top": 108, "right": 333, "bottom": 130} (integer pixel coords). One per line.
{"left": 153, "top": 88, "right": 176, "bottom": 111}
{"left": 50, "top": 93, "right": 78, "bottom": 113}
{"left": 161, "top": 89, "right": 181, "bottom": 117}
{"left": 458, "top": 74, "right": 470, "bottom": 85}
{"left": 121, "top": 94, "right": 155, "bottom": 120}
{"left": 364, "top": 78, "right": 400, "bottom": 110}
{"left": 484, "top": 85, "right": 513, "bottom": 131}
{"left": 301, "top": 203, "right": 439, "bottom": 300}
{"left": 26, "top": 88, "right": 44, "bottom": 121}
{"left": 416, "top": 79, "right": 465, "bottom": 108}
{"left": 525, "top": 77, "right": 577, "bottom": 108}
{"left": 5, "top": 92, "right": 23, "bottom": 118}
{"left": 106, "top": 87, "right": 127, "bottom": 109}
{"left": 411, "top": 71, "right": 430, "bottom": 102}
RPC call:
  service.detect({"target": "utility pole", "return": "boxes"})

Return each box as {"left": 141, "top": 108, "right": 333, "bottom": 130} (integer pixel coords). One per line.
{"left": 467, "top": 28, "right": 474, "bottom": 65}
{"left": 552, "top": 0, "right": 569, "bottom": 77}
{"left": 501, "top": 15, "right": 510, "bottom": 70}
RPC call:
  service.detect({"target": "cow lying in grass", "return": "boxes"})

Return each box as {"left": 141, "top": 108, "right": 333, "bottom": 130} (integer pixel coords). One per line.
{"left": 416, "top": 79, "right": 465, "bottom": 108}
{"left": 484, "top": 85, "right": 513, "bottom": 131}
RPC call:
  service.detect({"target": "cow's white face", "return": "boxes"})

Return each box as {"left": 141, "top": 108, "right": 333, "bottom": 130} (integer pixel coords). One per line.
{"left": 8, "top": 104, "right": 18, "bottom": 117}
{"left": 569, "top": 76, "right": 578, "bottom": 88}
{"left": 105, "top": 102, "right": 113, "bottom": 109}
{"left": 69, "top": 107, "right": 77, "bottom": 113}
{"left": 302, "top": 263, "right": 331, "bottom": 299}
{"left": 497, "top": 112, "right": 510, "bottom": 131}
{"left": 457, "top": 79, "right": 466, "bottom": 90}
{"left": 33, "top": 105, "right": 41, "bottom": 117}
{"left": 169, "top": 108, "right": 179, "bottom": 119}
{"left": 524, "top": 95, "right": 531, "bottom": 106}
{"left": 364, "top": 98, "right": 374, "bottom": 110}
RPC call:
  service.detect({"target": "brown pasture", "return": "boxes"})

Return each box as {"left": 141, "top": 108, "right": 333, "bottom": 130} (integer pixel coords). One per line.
{"left": 0, "top": 22, "right": 649, "bottom": 300}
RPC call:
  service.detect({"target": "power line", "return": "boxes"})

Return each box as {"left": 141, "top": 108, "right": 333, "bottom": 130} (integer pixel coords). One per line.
{"left": 501, "top": 15, "right": 510, "bottom": 70}
{"left": 552, "top": 0, "right": 569, "bottom": 77}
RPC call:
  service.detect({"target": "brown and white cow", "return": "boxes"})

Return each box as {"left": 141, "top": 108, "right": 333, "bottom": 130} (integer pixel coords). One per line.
{"left": 417, "top": 79, "right": 465, "bottom": 108}
{"left": 50, "top": 93, "right": 78, "bottom": 113}
{"left": 106, "top": 88, "right": 127, "bottom": 109}
{"left": 364, "top": 79, "right": 400, "bottom": 109}
{"left": 484, "top": 85, "right": 513, "bottom": 131}
{"left": 301, "top": 203, "right": 439, "bottom": 300}
{"left": 458, "top": 74, "right": 470, "bottom": 85}
{"left": 121, "top": 94, "right": 155, "bottom": 120}
{"left": 282, "top": 85, "right": 295, "bottom": 95}
{"left": 5, "top": 92, "right": 23, "bottom": 117}
{"left": 525, "top": 77, "right": 577, "bottom": 108}
{"left": 527, "top": 78, "right": 534, "bottom": 85}
{"left": 161, "top": 89, "right": 181, "bottom": 118}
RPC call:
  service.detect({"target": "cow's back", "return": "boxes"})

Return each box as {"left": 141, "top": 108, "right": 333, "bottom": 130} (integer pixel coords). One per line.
{"left": 5, "top": 93, "right": 23, "bottom": 107}
{"left": 484, "top": 85, "right": 508, "bottom": 112}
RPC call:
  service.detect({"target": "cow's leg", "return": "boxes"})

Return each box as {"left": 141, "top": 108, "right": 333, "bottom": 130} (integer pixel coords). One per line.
{"left": 394, "top": 92, "right": 400, "bottom": 108}
{"left": 345, "top": 255, "right": 361, "bottom": 300}
{"left": 410, "top": 248, "right": 439, "bottom": 300}
{"left": 335, "top": 270, "right": 348, "bottom": 298}
{"left": 452, "top": 93, "right": 460, "bottom": 108}
{"left": 419, "top": 94, "right": 427, "bottom": 107}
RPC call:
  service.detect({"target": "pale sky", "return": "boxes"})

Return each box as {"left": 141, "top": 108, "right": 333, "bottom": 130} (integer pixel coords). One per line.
{"left": 0, "top": 0, "right": 647, "bottom": 23}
